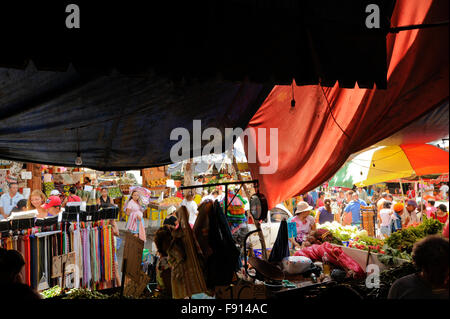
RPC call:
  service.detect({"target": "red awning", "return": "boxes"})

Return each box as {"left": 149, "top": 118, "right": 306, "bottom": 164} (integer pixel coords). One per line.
{"left": 245, "top": 0, "right": 449, "bottom": 209}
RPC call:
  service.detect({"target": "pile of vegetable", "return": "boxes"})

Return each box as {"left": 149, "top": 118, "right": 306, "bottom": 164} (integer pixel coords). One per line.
{"left": 317, "top": 222, "right": 368, "bottom": 241}
{"left": 40, "top": 285, "right": 62, "bottom": 299}
{"left": 348, "top": 235, "right": 385, "bottom": 254}
{"left": 386, "top": 216, "right": 444, "bottom": 253}
{"left": 378, "top": 246, "right": 412, "bottom": 266}
{"left": 63, "top": 288, "right": 110, "bottom": 299}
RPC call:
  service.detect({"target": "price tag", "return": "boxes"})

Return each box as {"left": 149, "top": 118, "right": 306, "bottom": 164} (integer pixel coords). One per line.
{"left": 21, "top": 171, "right": 32, "bottom": 180}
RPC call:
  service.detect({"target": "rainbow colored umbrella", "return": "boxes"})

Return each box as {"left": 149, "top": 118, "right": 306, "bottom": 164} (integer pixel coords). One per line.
{"left": 329, "top": 144, "right": 449, "bottom": 187}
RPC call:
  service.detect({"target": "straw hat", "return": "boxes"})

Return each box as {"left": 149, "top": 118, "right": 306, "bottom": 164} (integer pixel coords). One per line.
{"left": 295, "top": 201, "right": 313, "bottom": 215}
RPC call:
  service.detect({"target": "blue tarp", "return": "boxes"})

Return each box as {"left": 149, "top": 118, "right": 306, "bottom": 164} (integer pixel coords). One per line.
{"left": 0, "top": 65, "right": 271, "bottom": 170}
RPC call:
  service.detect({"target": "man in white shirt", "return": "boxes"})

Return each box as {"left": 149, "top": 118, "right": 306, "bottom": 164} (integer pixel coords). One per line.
{"left": 0, "top": 182, "right": 24, "bottom": 220}
{"left": 181, "top": 192, "right": 198, "bottom": 225}
{"left": 440, "top": 183, "right": 449, "bottom": 199}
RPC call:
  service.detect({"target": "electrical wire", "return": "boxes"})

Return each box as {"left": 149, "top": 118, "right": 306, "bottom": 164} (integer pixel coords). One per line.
{"left": 319, "top": 84, "right": 351, "bottom": 140}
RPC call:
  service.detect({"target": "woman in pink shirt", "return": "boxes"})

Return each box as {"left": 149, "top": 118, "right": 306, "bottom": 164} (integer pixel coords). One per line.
{"left": 125, "top": 191, "right": 146, "bottom": 242}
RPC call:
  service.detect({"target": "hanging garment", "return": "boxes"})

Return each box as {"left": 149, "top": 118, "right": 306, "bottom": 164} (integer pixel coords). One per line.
{"left": 168, "top": 206, "right": 207, "bottom": 299}
{"left": 203, "top": 201, "right": 241, "bottom": 288}
{"left": 193, "top": 201, "right": 214, "bottom": 258}
{"left": 268, "top": 220, "right": 290, "bottom": 263}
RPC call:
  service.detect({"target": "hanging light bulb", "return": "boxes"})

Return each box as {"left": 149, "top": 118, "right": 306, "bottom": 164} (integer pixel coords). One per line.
{"left": 75, "top": 151, "right": 83, "bottom": 166}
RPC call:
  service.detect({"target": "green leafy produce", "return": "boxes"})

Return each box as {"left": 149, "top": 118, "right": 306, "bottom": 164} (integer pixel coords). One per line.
{"left": 386, "top": 216, "right": 444, "bottom": 253}
{"left": 40, "top": 285, "right": 62, "bottom": 299}
{"left": 378, "top": 245, "right": 412, "bottom": 267}
{"left": 63, "top": 288, "right": 109, "bottom": 299}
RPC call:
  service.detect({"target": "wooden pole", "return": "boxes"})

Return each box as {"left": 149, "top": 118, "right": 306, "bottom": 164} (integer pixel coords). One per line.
{"left": 230, "top": 150, "right": 267, "bottom": 261}
{"left": 399, "top": 179, "right": 406, "bottom": 205}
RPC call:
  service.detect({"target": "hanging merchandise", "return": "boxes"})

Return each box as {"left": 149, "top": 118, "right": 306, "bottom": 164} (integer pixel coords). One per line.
{"left": 167, "top": 206, "right": 207, "bottom": 299}
{"left": 268, "top": 220, "right": 289, "bottom": 263}
{"left": 204, "top": 201, "right": 241, "bottom": 289}
{"left": 0, "top": 214, "right": 118, "bottom": 293}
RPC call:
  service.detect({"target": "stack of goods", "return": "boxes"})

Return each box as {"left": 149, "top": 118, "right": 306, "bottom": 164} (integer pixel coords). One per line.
{"left": 223, "top": 191, "right": 247, "bottom": 230}
{"left": 361, "top": 210, "right": 376, "bottom": 237}
{"left": 147, "top": 177, "right": 168, "bottom": 188}
{"left": 107, "top": 186, "right": 122, "bottom": 199}
{"left": 160, "top": 197, "right": 182, "bottom": 206}
{"left": 43, "top": 182, "right": 56, "bottom": 197}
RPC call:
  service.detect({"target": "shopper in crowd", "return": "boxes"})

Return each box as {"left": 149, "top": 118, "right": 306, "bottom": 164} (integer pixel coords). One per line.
{"left": 344, "top": 192, "right": 366, "bottom": 227}
{"left": 0, "top": 182, "right": 24, "bottom": 220}
{"left": 391, "top": 203, "right": 404, "bottom": 233}
{"left": 316, "top": 198, "right": 334, "bottom": 224}
{"left": 84, "top": 177, "right": 92, "bottom": 186}
{"left": 310, "top": 189, "right": 319, "bottom": 207}
{"left": 388, "top": 235, "right": 449, "bottom": 299}
{"left": 10, "top": 199, "right": 28, "bottom": 213}
{"left": 27, "top": 190, "right": 48, "bottom": 218}
{"left": 357, "top": 187, "right": 369, "bottom": 204}
{"left": 440, "top": 182, "right": 449, "bottom": 200}
{"left": 406, "top": 185, "right": 416, "bottom": 200}
{"left": 181, "top": 191, "right": 198, "bottom": 227}
{"left": 97, "top": 187, "right": 114, "bottom": 208}
{"left": 367, "top": 186, "right": 374, "bottom": 198}
{"left": 425, "top": 199, "right": 437, "bottom": 218}
{"left": 42, "top": 196, "right": 63, "bottom": 217}
{"left": 62, "top": 186, "right": 82, "bottom": 207}
{"left": 300, "top": 192, "right": 315, "bottom": 209}
{"left": 125, "top": 190, "right": 146, "bottom": 242}
{"left": 0, "top": 248, "right": 41, "bottom": 299}
{"left": 431, "top": 204, "right": 449, "bottom": 224}
{"left": 288, "top": 201, "right": 316, "bottom": 249}
{"left": 378, "top": 201, "right": 393, "bottom": 238}
{"left": 336, "top": 190, "right": 345, "bottom": 206}
{"left": 315, "top": 192, "right": 325, "bottom": 209}
{"left": 163, "top": 205, "right": 179, "bottom": 228}
{"left": 404, "top": 199, "right": 418, "bottom": 226}
{"left": 376, "top": 192, "right": 389, "bottom": 213}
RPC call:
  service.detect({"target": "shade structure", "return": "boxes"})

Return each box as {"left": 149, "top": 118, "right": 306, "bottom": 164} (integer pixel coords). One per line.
{"left": 329, "top": 144, "right": 449, "bottom": 187}
{"left": 245, "top": 0, "right": 449, "bottom": 209}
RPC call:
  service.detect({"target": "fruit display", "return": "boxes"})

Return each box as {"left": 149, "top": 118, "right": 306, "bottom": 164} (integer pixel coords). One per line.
{"left": 159, "top": 197, "right": 182, "bottom": 206}
{"left": 147, "top": 177, "right": 168, "bottom": 188}
{"left": 40, "top": 285, "right": 62, "bottom": 299}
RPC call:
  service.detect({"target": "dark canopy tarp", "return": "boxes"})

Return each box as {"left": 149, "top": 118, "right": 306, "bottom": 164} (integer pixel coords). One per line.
{"left": 245, "top": 0, "right": 449, "bottom": 208}
{"left": 0, "top": 0, "right": 395, "bottom": 88}
{"left": 0, "top": 66, "right": 271, "bottom": 170}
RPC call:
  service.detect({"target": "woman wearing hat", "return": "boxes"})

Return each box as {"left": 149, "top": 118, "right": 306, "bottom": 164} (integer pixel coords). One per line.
{"left": 288, "top": 201, "right": 317, "bottom": 249}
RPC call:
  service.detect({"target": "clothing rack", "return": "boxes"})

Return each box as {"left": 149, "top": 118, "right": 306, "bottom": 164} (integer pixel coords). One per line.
{"left": 0, "top": 216, "right": 118, "bottom": 292}
{"left": 179, "top": 180, "right": 259, "bottom": 216}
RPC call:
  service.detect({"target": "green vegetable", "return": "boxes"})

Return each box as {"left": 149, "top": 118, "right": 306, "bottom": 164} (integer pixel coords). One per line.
{"left": 386, "top": 216, "right": 444, "bottom": 253}
{"left": 40, "top": 285, "right": 62, "bottom": 299}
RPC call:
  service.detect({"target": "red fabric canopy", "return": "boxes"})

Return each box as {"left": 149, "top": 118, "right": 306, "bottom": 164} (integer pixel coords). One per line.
{"left": 245, "top": 0, "right": 449, "bottom": 209}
